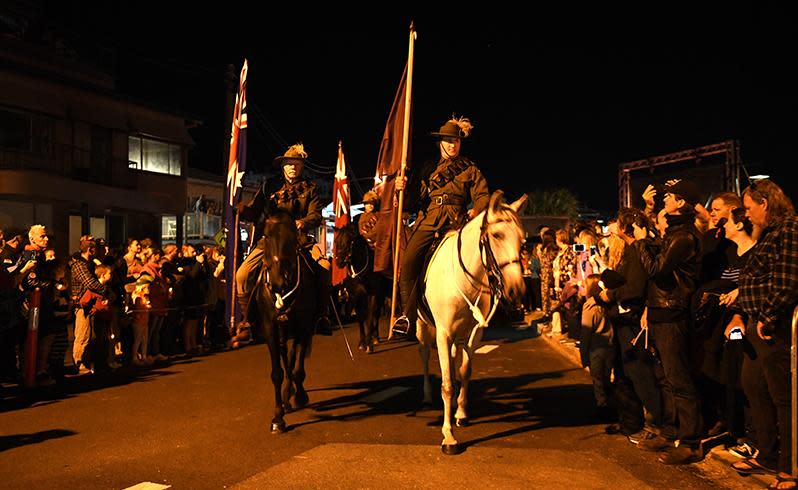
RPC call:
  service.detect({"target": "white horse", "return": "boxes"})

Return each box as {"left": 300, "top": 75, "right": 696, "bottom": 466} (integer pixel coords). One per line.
{"left": 417, "top": 190, "right": 527, "bottom": 455}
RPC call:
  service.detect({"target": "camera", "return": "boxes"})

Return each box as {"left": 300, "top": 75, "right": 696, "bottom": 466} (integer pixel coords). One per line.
{"left": 729, "top": 327, "right": 743, "bottom": 340}
{"left": 572, "top": 243, "right": 585, "bottom": 253}
{"left": 21, "top": 249, "right": 39, "bottom": 262}
{"left": 589, "top": 245, "right": 598, "bottom": 255}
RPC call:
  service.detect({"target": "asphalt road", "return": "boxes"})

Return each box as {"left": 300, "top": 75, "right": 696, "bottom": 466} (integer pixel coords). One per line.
{"left": 0, "top": 317, "right": 761, "bottom": 489}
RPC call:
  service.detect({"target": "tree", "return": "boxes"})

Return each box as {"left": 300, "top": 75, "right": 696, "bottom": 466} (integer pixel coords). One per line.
{"left": 524, "top": 188, "right": 580, "bottom": 219}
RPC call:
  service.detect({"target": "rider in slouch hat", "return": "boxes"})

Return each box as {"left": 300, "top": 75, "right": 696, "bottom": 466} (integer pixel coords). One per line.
{"left": 391, "top": 115, "right": 490, "bottom": 336}
{"left": 235, "top": 143, "right": 333, "bottom": 337}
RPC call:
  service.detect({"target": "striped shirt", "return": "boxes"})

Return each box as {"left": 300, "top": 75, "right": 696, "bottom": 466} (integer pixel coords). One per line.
{"left": 738, "top": 216, "right": 798, "bottom": 329}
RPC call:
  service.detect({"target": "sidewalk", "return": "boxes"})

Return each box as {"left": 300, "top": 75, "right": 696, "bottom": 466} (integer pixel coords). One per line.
{"left": 524, "top": 311, "right": 776, "bottom": 490}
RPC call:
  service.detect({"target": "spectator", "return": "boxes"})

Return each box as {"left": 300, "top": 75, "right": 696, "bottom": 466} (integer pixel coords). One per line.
{"left": 581, "top": 273, "right": 614, "bottom": 420}
{"left": 633, "top": 179, "right": 704, "bottom": 465}
{"left": 142, "top": 247, "right": 169, "bottom": 362}
{"left": 700, "top": 192, "right": 742, "bottom": 285}
{"left": 729, "top": 179, "right": 797, "bottom": 485}
{"left": 21, "top": 225, "right": 64, "bottom": 387}
{"left": 69, "top": 235, "right": 106, "bottom": 374}
{"left": 130, "top": 274, "right": 153, "bottom": 366}
{"left": 600, "top": 209, "right": 663, "bottom": 441}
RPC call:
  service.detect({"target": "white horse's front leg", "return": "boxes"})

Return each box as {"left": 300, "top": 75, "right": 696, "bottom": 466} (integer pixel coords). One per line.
{"left": 418, "top": 320, "right": 434, "bottom": 406}
{"left": 456, "top": 326, "right": 484, "bottom": 426}
{"left": 437, "top": 332, "right": 460, "bottom": 454}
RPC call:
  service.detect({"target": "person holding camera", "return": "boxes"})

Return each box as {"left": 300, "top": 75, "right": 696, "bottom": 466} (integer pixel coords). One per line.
{"left": 632, "top": 180, "right": 705, "bottom": 465}
{"left": 21, "top": 225, "right": 65, "bottom": 386}
{"left": 599, "top": 208, "right": 663, "bottom": 442}
{"left": 726, "top": 179, "right": 797, "bottom": 487}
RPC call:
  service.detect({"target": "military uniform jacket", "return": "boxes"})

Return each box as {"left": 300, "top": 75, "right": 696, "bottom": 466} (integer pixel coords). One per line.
{"left": 406, "top": 155, "right": 489, "bottom": 232}
{"left": 240, "top": 176, "right": 322, "bottom": 249}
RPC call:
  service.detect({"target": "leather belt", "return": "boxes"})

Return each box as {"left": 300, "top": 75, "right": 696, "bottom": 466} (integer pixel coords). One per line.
{"left": 429, "top": 194, "right": 464, "bottom": 208}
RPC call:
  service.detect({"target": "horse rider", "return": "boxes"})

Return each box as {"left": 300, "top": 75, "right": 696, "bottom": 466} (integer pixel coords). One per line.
{"left": 236, "top": 143, "right": 334, "bottom": 337}
{"left": 358, "top": 190, "right": 380, "bottom": 249}
{"left": 392, "top": 116, "right": 490, "bottom": 336}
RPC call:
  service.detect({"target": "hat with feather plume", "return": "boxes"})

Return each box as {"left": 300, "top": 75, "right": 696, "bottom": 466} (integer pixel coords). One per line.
{"left": 273, "top": 143, "right": 308, "bottom": 167}
{"left": 430, "top": 115, "right": 473, "bottom": 139}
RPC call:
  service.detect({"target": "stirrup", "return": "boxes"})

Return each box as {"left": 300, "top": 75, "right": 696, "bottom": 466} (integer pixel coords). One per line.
{"left": 391, "top": 315, "right": 411, "bottom": 335}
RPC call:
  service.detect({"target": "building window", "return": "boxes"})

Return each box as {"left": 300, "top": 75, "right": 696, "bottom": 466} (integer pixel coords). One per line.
{"left": 161, "top": 215, "right": 177, "bottom": 243}
{"left": 0, "top": 108, "right": 31, "bottom": 151}
{"left": 128, "top": 136, "right": 182, "bottom": 176}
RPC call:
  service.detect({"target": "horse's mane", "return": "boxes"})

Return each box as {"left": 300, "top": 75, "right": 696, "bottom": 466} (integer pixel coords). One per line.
{"left": 443, "top": 200, "right": 523, "bottom": 240}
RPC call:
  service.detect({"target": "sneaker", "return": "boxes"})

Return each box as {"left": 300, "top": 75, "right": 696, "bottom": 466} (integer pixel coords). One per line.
{"left": 77, "top": 363, "right": 92, "bottom": 375}
{"left": 628, "top": 429, "right": 658, "bottom": 445}
{"left": 728, "top": 442, "right": 759, "bottom": 459}
{"left": 391, "top": 316, "right": 411, "bottom": 336}
{"left": 658, "top": 445, "right": 703, "bottom": 465}
{"left": 638, "top": 434, "right": 675, "bottom": 452}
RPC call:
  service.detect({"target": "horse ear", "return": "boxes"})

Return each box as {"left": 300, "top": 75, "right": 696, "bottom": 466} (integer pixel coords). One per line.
{"left": 488, "top": 190, "right": 505, "bottom": 214}
{"left": 508, "top": 194, "right": 528, "bottom": 213}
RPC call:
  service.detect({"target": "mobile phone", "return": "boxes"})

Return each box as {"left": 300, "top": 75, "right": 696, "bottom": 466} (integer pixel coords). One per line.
{"left": 572, "top": 243, "right": 585, "bottom": 253}
{"left": 729, "top": 327, "right": 743, "bottom": 340}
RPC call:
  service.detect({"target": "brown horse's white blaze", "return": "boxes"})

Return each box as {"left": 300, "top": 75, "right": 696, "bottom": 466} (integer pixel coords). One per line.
{"left": 417, "top": 190, "right": 526, "bottom": 454}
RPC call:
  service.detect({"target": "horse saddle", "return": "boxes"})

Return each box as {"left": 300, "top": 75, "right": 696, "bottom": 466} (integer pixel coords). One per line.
{"left": 416, "top": 233, "right": 450, "bottom": 324}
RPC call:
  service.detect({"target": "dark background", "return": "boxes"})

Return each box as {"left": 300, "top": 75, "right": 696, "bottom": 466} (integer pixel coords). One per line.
{"left": 38, "top": 3, "right": 798, "bottom": 213}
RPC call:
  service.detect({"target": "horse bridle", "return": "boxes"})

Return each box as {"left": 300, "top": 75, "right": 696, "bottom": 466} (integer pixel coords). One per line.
{"left": 339, "top": 233, "right": 370, "bottom": 279}
{"left": 457, "top": 209, "right": 521, "bottom": 302}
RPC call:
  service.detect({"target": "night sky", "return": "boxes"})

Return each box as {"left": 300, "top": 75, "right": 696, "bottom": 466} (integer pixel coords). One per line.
{"left": 42, "top": 4, "right": 798, "bottom": 213}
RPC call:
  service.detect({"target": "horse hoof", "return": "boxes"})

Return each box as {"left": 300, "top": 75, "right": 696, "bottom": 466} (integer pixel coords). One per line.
{"left": 365, "top": 345, "right": 374, "bottom": 354}
{"left": 441, "top": 444, "right": 463, "bottom": 455}
{"left": 358, "top": 343, "right": 366, "bottom": 351}
{"left": 293, "top": 394, "right": 309, "bottom": 410}
{"left": 456, "top": 418, "right": 469, "bottom": 427}
{"left": 271, "top": 421, "right": 286, "bottom": 434}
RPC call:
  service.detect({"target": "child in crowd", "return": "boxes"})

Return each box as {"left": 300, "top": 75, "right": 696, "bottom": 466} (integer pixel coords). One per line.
{"left": 130, "top": 275, "right": 153, "bottom": 366}
{"left": 581, "top": 273, "right": 614, "bottom": 419}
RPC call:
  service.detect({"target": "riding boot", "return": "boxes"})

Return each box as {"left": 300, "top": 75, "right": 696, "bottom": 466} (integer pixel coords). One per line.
{"left": 314, "top": 261, "right": 333, "bottom": 336}
{"left": 236, "top": 295, "right": 251, "bottom": 334}
{"left": 392, "top": 282, "right": 417, "bottom": 337}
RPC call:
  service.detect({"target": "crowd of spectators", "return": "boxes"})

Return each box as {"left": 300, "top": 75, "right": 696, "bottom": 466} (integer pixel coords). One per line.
{"left": 527, "top": 178, "right": 796, "bottom": 487}
{"left": 1, "top": 230, "right": 228, "bottom": 389}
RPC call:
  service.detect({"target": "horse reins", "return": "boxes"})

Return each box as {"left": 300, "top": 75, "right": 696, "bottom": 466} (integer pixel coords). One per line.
{"left": 265, "top": 254, "right": 302, "bottom": 310}
{"left": 451, "top": 209, "right": 521, "bottom": 326}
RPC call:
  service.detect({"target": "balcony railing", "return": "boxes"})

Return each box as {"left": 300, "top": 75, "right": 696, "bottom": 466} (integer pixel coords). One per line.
{"left": 0, "top": 143, "right": 138, "bottom": 189}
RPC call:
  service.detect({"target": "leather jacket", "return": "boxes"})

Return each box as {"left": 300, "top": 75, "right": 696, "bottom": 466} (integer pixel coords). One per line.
{"left": 634, "top": 215, "right": 702, "bottom": 312}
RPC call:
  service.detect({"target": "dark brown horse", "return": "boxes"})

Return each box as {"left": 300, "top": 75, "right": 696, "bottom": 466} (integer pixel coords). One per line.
{"left": 256, "top": 210, "right": 318, "bottom": 433}
{"left": 333, "top": 223, "right": 389, "bottom": 353}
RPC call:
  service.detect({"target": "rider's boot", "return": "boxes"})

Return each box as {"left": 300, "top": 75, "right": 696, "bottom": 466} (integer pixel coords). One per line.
{"left": 314, "top": 260, "right": 334, "bottom": 336}
{"left": 391, "top": 284, "right": 416, "bottom": 337}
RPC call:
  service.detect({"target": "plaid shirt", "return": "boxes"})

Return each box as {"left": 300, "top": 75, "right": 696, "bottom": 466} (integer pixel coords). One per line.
{"left": 738, "top": 216, "right": 798, "bottom": 329}
{"left": 69, "top": 254, "right": 105, "bottom": 304}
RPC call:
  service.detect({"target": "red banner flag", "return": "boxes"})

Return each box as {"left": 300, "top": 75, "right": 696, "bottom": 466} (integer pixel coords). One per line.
{"left": 331, "top": 141, "right": 350, "bottom": 285}
{"left": 373, "top": 63, "right": 411, "bottom": 275}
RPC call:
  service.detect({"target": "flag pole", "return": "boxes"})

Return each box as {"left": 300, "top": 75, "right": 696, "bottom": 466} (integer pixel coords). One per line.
{"left": 388, "top": 23, "right": 416, "bottom": 339}
{"left": 229, "top": 212, "right": 240, "bottom": 335}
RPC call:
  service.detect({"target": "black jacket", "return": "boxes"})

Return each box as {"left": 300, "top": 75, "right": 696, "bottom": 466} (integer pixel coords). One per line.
{"left": 239, "top": 176, "right": 322, "bottom": 249}
{"left": 634, "top": 215, "right": 702, "bottom": 312}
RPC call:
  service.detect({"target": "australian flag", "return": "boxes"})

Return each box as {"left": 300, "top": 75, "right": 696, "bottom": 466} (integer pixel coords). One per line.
{"left": 225, "top": 59, "right": 248, "bottom": 333}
